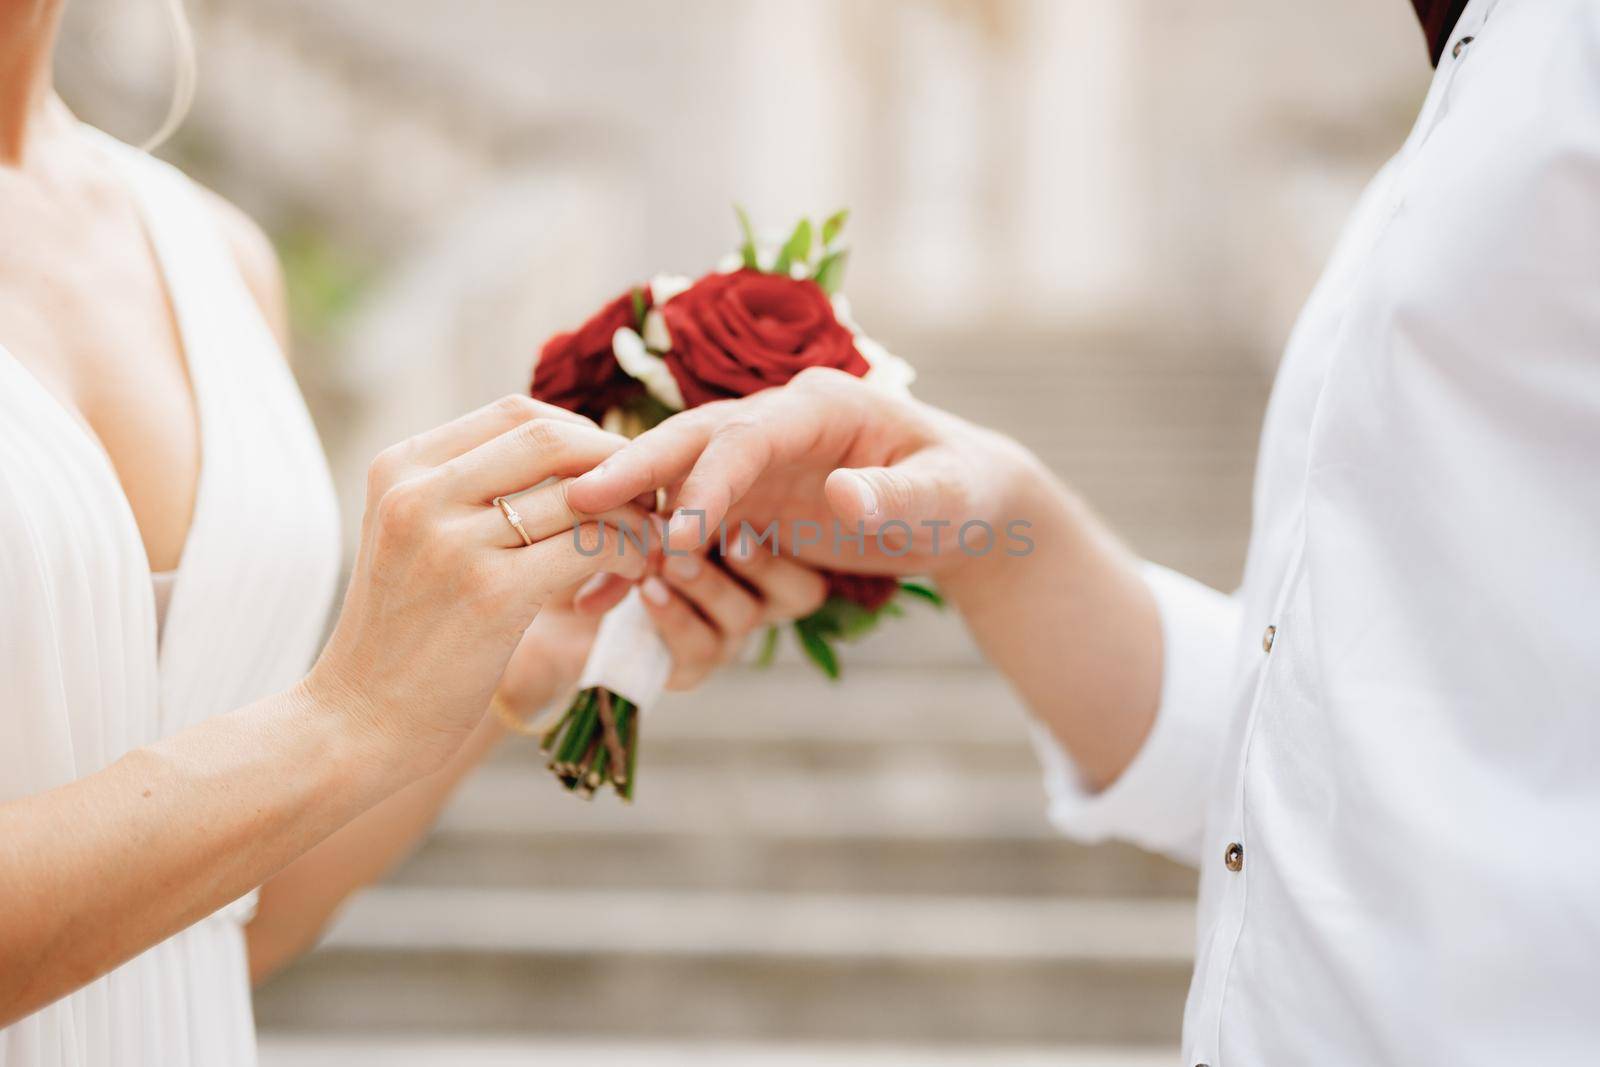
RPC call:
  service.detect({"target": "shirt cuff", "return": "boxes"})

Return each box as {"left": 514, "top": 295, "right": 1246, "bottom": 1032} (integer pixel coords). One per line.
{"left": 1027, "top": 562, "right": 1241, "bottom": 867}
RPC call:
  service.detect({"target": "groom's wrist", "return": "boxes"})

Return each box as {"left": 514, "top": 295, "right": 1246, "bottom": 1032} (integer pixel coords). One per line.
{"left": 937, "top": 436, "right": 1066, "bottom": 599}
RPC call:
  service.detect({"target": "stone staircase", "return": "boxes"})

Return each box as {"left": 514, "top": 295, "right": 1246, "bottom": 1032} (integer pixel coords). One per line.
{"left": 256, "top": 326, "right": 1269, "bottom": 1063}
{"left": 256, "top": 662, "right": 1195, "bottom": 1058}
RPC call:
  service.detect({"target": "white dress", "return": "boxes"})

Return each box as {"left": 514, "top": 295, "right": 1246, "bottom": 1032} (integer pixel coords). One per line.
{"left": 0, "top": 129, "right": 341, "bottom": 1066}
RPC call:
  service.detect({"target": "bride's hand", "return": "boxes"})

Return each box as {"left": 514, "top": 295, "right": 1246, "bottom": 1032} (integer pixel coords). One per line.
{"left": 303, "top": 396, "right": 651, "bottom": 775}
{"left": 645, "top": 547, "right": 828, "bottom": 690}
{"left": 496, "top": 546, "right": 829, "bottom": 715}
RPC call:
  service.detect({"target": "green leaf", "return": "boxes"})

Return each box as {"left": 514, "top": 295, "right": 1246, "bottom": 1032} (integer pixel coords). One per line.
{"left": 622, "top": 391, "right": 677, "bottom": 431}
{"left": 832, "top": 598, "right": 880, "bottom": 640}
{"left": 898, "top": 580, "right": 946, "bottom": 608}
{"left": 772, "top": 218, "right": 813, "bottom": 277}
{"left": 755, "top": 624, "right": 781, "bottom": 668}
{"left": 630, "top": 287, "right": 648, "bottom": 330}
{"left": 813, "top": 250, "right": 849, "bottom": 294}
{"left": 734, "top": 204, "right": 760, "bottom": 270}
{"left": 821, "top": 209, "right": 849, "bottom": 248}
{"left": 795, "top": 622, "right": 841, "bottom": 680}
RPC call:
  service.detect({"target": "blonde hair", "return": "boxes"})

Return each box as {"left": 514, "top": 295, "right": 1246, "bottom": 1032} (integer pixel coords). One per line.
{"left": 140, "top": 0, "right": 197, "bottom": 152}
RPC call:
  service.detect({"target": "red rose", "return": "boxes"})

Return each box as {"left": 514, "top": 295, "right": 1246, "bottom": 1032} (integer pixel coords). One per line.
{"left": 825, "top": 571, "right": 900, "bottom": 612}
{"left": 659, "top": 269, "right": 869, "bottom": 407}
{"left": 531, "top": 287, "right": 649, "bottom": 421}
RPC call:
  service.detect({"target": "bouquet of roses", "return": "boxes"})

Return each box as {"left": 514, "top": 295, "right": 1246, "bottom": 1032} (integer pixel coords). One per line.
{"left": 525, "top": 208, "right": 940, "bottom": 800}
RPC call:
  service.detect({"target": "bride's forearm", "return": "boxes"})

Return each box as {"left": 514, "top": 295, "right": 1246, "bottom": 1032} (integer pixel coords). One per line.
{"left": 939, "top": 452, "right": 1164, "bottom": 792}
{"left": 0, "top": 685, "right": 408, "bottom": 1026}
{"left": 246, "top": 706, "right": 509, "bottom": 984}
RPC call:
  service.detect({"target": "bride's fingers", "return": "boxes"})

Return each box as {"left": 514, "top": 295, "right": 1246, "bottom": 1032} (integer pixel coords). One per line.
{"left": 572, "top": 572, "right": 633, "bottom": 614}
{"left": 721, "top": 545, "right": 829, "bottom": 621}
{"left": 468, "top": 478, "right": 653, "bottom": 548}
{"left": 409, "top": 395, "right": 592, "bottom": 468}
{"left": 659, "top": 554, "right": 763, "bottom": 660}
{"left": 499, "top": 520, "right": 651, "bottom": 609}
{"left": 438, "top": 419, "right": 628, "bottom": 504}
{"left": 637, "top": 575, "right": 724, "bottom": 690}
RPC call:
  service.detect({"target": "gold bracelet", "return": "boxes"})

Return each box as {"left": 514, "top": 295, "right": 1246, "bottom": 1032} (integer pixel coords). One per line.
{"left": 491, "top": 693, "right": 544, "bottom": 736}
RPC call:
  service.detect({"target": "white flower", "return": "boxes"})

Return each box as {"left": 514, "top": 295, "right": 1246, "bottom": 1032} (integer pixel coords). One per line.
{"left": 641, "top": 309, "right": 672, "bottom": 352}
{"left": 857, "top": 336, "right": 917, "bottom": 395}
{"left": 830, "top": 293, "right": 862, "bottom": 332}
{"left": 719, "top": 230, "right": 787, "bottom": 274}
{"left": 831, "top": 294, "right": 915, "bottom": 396}
{"left": 649, "top": 273, "right": 693, "bottom": 304}
{"left": 612, "top": 326, "right": 685, "bottom": 411}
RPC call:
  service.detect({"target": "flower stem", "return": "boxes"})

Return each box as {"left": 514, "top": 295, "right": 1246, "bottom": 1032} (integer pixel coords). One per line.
{"left": 596, "top": 689, "right": 629, "bottom": 785}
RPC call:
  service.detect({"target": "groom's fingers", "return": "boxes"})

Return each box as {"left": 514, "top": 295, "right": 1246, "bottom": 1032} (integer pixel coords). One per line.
{"left": 722, "top": 545, "right": 829, "bottom": 621}
{"left": 567, "top": 408, "right": 723, "bottom": 514}
{"left": 570, "top": 382, "right": 851, "bottom": 542}
{"left": 659, "top": 554, "right": 763, "bottom": 662}
{"left": 665, "top": 390, "right": 844, "bottom": 550}
{"left": 637, "top": 575, "right": 722, "bottom": 690}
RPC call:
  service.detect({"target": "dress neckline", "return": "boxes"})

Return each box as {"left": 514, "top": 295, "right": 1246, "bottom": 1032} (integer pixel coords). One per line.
{"left": 0, "top": 129, "right": 210, "bottom": 665}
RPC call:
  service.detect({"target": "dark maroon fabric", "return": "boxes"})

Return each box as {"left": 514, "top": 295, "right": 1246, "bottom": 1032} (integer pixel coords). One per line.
{"left": 1412, "top": 0, "right": 1471, "bottom": 65}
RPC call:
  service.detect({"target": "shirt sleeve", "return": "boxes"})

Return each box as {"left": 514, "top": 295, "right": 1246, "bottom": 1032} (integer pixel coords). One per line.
{"left": 1027, "top": 562, "right": 1241, "bottom": 868}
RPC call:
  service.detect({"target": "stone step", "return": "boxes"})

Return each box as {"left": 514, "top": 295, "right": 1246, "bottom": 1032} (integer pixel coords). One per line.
{"left": 537, "top": 664, "right": 1030, "bottom": 748}
{"left": 392, "top": 832, "right": 1195, "bottom": 900}
{"left": 260, "top": 1035, "right": 1178, "bottom": 1067}
{"left": 255, "top": 890, "right": 1192, "bottom": 1046}
{"left": 321, "top": 887, "right": 1194, "bottom": 962}
{"left": 424, "top": 762, "right": 1194, "bottom": 897}
{"left": 441, "top": 762, "right": 1052, "bottom": 842}
{"left": 430, "top": 663, "right": 1196, "bottom": 899}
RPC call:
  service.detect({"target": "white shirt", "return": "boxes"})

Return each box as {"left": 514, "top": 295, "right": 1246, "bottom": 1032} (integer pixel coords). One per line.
{"left": 1031, "top": 1, "right": 1600, "bottom": 1063}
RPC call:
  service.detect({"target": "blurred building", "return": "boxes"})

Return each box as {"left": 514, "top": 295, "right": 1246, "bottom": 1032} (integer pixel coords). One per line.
{"left": 58, "top": 2, "right": 1428, "bottom": 1062}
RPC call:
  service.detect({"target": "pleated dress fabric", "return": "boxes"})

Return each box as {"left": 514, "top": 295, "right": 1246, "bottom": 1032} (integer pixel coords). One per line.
{"left": 0, "top": 128, "right": 341, "bottom": 1066}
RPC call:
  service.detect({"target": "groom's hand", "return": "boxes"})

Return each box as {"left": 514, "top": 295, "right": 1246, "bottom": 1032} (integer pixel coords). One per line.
{"left": 567, "top": 368, "right": 1039, "bottom": 576}
{"left": 573, "top": 368, "right": 1165, "bottom": 795}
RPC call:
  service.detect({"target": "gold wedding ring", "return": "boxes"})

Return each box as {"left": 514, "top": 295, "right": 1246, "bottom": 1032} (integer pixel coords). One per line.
{"left": 494, "top": 495, "right": 533, "bottom": 547}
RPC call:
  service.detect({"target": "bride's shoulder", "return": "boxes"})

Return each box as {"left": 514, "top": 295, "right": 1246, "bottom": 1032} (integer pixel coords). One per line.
{"left": 192, "top": 184, "right": 290, "bottom": 354}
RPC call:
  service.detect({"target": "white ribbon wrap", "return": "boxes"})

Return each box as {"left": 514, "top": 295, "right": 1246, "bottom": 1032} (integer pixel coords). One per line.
{"left": 576, "top": 587, "right": 672, "bottom": 712}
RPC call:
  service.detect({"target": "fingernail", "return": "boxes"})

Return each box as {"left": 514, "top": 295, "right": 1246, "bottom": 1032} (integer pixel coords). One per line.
{"left": 729, "top": 536, "right": 752, "bottom": 562}
{"left": 574, "top": 461, "right": 610, "bottom": 489}
{"left": 576, "top": 573, "right": 610, "bottom": 600}
{"left": 666, "top": 508, "right": 691, "bottom": 538}
{"left": 849, "top": 472, "right": 879, "bottom": 517}
{"left": 666, "top": 508, "right": 701, "bottom": 547}
{"left": 666, "top": 554, "right": 701, "bottom": 581}
{"left": 641, "top": 576, "right": 671, "bottom": 606}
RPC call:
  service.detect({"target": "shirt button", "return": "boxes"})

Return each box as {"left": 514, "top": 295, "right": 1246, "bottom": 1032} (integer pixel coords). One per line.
{"left": 1224, "top": 842, "right": 1245, "bottom": 872}
{"left": 1452, "top": 35, "right": 1474, "bottom": 59}
{"left": 1262, "top": 624, "right": 1276, "bottom": 653}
